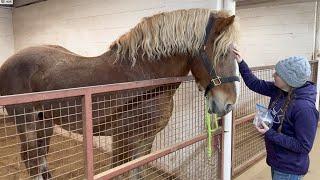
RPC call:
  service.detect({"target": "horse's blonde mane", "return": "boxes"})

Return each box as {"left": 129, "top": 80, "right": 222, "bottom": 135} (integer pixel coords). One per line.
{"left": 110, "top": 8, "right": 239, "bottom": 66}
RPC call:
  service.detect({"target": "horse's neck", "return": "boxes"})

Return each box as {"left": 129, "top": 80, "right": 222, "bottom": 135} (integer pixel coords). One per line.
{"left": 137, "top": 55, "right": 190, "bottom": 79}
{"left": 101, "top": 52, "right": 191, "bottom": 81}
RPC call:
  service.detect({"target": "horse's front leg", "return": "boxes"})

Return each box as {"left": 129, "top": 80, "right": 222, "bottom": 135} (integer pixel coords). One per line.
{"left": 109, "top": 92, "right": 174, "bottom": 179}
{"left": 130, "top": 135, "right": 156, "bottom": 180}
{"left": 131, "top": 95, "right": 175, "bottom": 180}
{"left": 35, "top": 111, "right": 53, "bottom": 179}
{"left": 111, "top": 131, "right": 134, "bottom": 180}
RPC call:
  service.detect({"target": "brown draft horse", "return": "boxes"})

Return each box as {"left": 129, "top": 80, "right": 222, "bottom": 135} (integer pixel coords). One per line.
{"left": 0, "top": 9, "right": 240, "bottom": 179}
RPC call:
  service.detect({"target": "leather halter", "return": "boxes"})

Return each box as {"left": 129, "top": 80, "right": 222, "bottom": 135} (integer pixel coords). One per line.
{"left": 200, "top": 16, "right": 240, "bottom": 97}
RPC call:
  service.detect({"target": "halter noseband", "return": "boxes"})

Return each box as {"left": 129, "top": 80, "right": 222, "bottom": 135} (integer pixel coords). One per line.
{"left": 201, "top": 16, "right": 240, "bottom": 97}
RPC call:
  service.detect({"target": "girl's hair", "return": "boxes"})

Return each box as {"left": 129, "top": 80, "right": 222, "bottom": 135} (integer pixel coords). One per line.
{"left": 277, "top": 88, "right": 294, "bottom": 132}
{"left": 269, "top": 88, "right": 294, "bottom": 133}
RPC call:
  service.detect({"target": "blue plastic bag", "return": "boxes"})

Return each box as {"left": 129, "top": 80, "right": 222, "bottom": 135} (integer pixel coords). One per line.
{"left": 253, "top": 104, "right": 274, "bottom": 128}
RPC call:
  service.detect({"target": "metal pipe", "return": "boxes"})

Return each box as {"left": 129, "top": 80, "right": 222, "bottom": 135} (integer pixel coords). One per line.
{"left": 222, "top": 1, "right": 236, "bottom": 180}
{"left": 314, "top": 0, "right": 320, "bottom": 110}
{"left": 315, "top": 1, "right": 320, "bottom": 59}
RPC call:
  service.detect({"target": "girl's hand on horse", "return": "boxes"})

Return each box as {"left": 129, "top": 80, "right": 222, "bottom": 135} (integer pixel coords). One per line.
{"left": 255, "top": 121, "right": 270, "bottom": 134}
{"left": 232, "top": 48, "right": 243, "bottom": 63}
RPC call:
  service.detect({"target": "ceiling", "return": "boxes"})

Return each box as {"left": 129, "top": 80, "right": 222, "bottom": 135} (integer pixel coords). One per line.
{"left": 11, "top": 0, "right": 317, "bottom": 8}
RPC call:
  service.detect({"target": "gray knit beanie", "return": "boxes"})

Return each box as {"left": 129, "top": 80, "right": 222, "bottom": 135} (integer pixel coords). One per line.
{"left": 275, "top": 56, "right": 311, "bottom": 88}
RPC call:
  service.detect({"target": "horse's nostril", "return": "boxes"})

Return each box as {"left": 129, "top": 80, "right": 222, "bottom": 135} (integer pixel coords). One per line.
{"left": 225, "top": 104, "right": 233, "bottom": 112}
{"left": 211, "top": 101, "right": 218, "bottom": 111}
{"left": 38, "top": 112, "right": 44, "bottom": 120}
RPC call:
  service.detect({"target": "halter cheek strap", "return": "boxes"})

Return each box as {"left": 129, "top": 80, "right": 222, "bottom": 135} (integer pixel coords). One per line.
{"left": 201, "top": 16, "right": 240, "bottom": 97}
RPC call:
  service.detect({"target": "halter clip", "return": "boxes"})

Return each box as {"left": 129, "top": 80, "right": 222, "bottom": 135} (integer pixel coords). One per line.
{"left": 211, "top": 77, "right": 222, "bottom": 86}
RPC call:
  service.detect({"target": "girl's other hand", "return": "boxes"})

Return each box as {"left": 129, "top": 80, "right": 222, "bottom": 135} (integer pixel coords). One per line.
{"left": 255, "top": 121, "right": 270, "bottom": 134}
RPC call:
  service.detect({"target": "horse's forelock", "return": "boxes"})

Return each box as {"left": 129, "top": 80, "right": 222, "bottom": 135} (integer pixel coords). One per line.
{"left": 211, "top": 13, "right": 240, "bottom": 67}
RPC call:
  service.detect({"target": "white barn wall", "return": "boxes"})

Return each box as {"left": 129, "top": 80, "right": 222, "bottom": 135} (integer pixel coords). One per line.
{"left": 13, "top": 0, "right": 164, "bottom": 56}
{"left": 0, "top": 7, "right": 14, "bottom": 65}
{"left": 236, "top": 1, "right": 317, "bottom": 67}
{"left": 9, "top": 0, "right": 319, "bottom": 72}
{"left": 12, "top": 0, "right": 221, "bottom": 56}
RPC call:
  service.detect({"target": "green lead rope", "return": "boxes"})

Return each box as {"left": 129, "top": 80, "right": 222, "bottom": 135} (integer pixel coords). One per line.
{"left": 205, "top": 104, "right": 219, "bottom": 158}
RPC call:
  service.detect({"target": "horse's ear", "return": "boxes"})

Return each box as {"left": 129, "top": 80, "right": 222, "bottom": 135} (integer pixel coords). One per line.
{"left": 110, "top": 42, "right": 118, "bottom": 51}
{"left": 215, "top": 15, "right": 235, "bottom": 34}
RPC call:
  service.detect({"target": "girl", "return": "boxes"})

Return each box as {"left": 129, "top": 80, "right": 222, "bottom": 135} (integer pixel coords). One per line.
{"left": 233, "top": 49, "right": 318, "bottom": 180}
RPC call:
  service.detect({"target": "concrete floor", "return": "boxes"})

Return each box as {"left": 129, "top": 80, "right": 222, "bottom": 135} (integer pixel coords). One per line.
{"left": 235, "top": 126, "right": 320, "bottom": 180}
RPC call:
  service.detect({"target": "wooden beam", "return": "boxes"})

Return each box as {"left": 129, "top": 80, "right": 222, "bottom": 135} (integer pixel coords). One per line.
{"left": 236, "top": 0, "right": 316, "bottom": 8}
{"left": 14, "top": 0, "right": 47, "bottom": 8}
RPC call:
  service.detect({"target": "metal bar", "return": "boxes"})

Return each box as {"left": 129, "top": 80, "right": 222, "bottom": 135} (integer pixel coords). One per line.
{"left": 315, "top": 1, "right": 320, "bottom": 110}
{"left": 250, "top": 65, "right": 275, "bottom": 71}
{"left": 213, "top": 133, "right": 223, "bottom": 179}
{"left": 82, "top": 93, "right": 94, "bottom": 180}
{"left": 250, "top": 60, "right": 317, "bottom": 71}
{"left": 314, "top": 0, "right": 320, "bottom": 60}
{"left": 309, "top": 60, "right": 318, "bottom": 64}
{"left": 221, "top": 118, "right": 225, "bottom": 180}
{"left": 231, "top": 113, "right": 236, "bottom": 177}
{"left": 95, "top": 129, "right": 223, "bottom": 180}
{"left": 0, "top": 76, "right": 192, "bottom": 106}
{"left": 235, "top": 114, "right": 255, "bottom": 125}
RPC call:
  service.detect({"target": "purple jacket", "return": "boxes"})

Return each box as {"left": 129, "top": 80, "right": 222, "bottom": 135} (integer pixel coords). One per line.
{"left": 239, "top": 61, "right": 319, "bottom": 175}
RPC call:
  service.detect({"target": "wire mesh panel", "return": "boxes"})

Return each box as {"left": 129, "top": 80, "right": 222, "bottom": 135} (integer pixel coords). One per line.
{"left": 233, "top": 66, "right": 274, "bottom": 120}
{"left": 232, "top": 67, "right": 273, "bottom": 176}
{"left": 232, "top": 117, "right": 265, "bottom": 175}
{"left": 112, "top": 135, "right": 222, "bottom": 180}
{"left": 0, "top": 97, "right": 94, "bottom": 179}
{"left": 232, "top": 60, "right": 318, "bottom": 177}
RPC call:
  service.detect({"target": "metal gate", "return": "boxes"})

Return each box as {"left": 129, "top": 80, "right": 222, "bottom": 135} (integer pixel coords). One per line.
{"left": 0, "top": 76, "right": 223, "bottom": 180}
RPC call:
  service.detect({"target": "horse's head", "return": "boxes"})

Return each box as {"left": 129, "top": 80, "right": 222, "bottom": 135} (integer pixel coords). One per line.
{"left": 110, "top": 9, "right": 239, "bottom": 116}
{"left": 191, "top": 12, "right": 240, "bottom": 116}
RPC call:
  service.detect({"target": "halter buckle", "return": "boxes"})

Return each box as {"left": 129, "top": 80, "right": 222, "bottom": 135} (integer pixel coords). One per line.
{"left": 211, "top": 77, "right": 221, "bottom": 86}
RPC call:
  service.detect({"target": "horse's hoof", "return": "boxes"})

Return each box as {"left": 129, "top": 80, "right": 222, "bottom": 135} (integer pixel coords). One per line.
{"left": 33, "top": 175, "right": 44, "bottom": 180}
{"left": 42, "top": 171, "right": 52, "bottom": 180}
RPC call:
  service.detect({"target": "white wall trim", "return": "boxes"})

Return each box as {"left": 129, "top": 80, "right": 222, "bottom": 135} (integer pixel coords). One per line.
{"left": 314, "top": 0, "right": 320, "bottom": 110}
{"left": 237, "top": 0, "right": 317, "bottom": 9}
